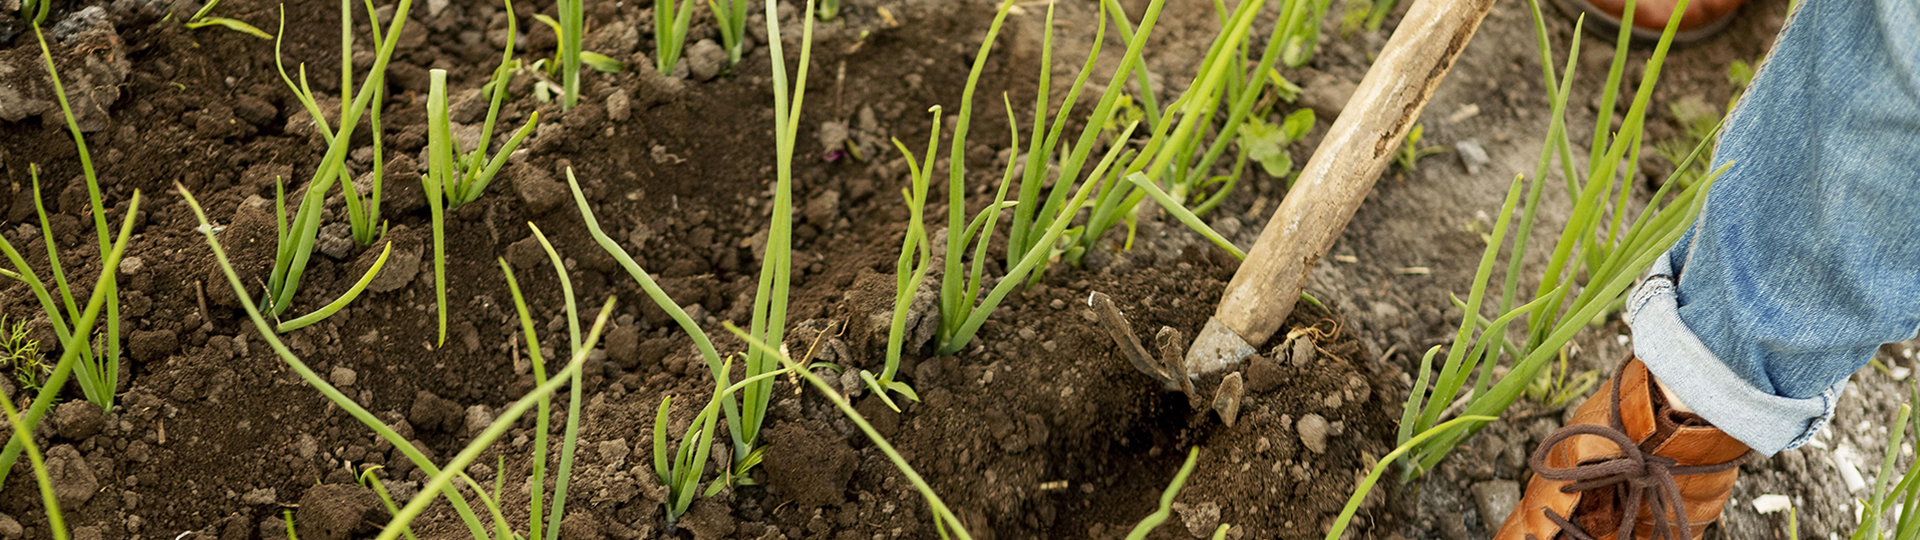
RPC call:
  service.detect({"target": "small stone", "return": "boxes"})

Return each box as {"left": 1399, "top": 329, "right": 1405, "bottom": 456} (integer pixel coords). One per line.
{"left": 1213, "top": 373, "right": 1244, "bottom": 427}
{"left": 465, "top": 405, "right": 495, "bottom": 436}
{"left": 1297, "top": 414, "right": 1329, "bottom": 454}
{"left": 329, "top": 366, "right": 358, "bottom": 387}
{"left": 685, "top": 39, "right": 726, "bottom": 81}
{"left": 1456, "top": 139, "right": 1490, "bottom": 175}
{"left": 117, "top": 256, "right": 144, "bottom": 276}
{"left": 1289, "top": 336, "right": 1316, "bottom": 367}
{"left": 1470, "top": 480, "right": 1522, "bottom": 525}
{"left": 242, "top": 487, "right": 278, "bottom": 506}
{"left": 606, "top": 89, "right": 631, "bottom": 123}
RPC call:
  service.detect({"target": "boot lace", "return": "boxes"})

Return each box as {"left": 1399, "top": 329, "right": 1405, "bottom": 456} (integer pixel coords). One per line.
{"left": 1523, "top": 362, "right": 1750, "bottom": 540}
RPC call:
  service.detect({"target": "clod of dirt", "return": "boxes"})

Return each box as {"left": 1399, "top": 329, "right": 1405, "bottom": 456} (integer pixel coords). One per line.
{"left": 316, "top": 222, "right": 358, "bottom": 260}
{"left": 679, "top": 498, "right": 736, "bottom": 540}
{"left": 359, "top": 225, "right": 425, "bottom": 294}
{"left": 560, "top": 512, "right": 605, "bottom": 540}
{"left": 763, "top": 420, "right": 856, "bottom": 510}
{"left": 1297, "top": 413, "right": 1330, "bottom": 454}
{"left": 295, "top": 484, "right": 383, "bottom": 540}
{"left": 0, "top": 7, "right": 126, "bottom": 130}
{"left": 45, "top": 444, "right": 98, "bottom": 508}
{"left": 587, "top": 20, "right": 639, "bottom": 57}
{"left": 1245, "top": 354, "right": 1283, "bottom": 393}
{"left": 686, "top": 39, "right": 727, "bottom": 81}
{"left": 53, "top": 400, "right": 105, "bottom": 440}
{"left": 511, "top": 161, "right": 567, "bottom": 214}
{"left": 207, "top": 202, "right": 282, "bottom": 308}
{"left": 803, "top": 189, "right": 841, "bottom": 227}
{"left": 1173, "top": 501, "right": 1222, "bottom": 538}
{"left": 606, "top": 89, "right": 632, "bottom": 123}
{"left": 241, "top": 487, "right": 278, "bottom": 506}
{"left": 0, "top": 513, "right": 20, "bottom": 540}
{"left": 605, "top": 324, "right": 641, "bottom": 369}
{"left": 129, "top": 329, "right": 178, "bottom": 362}
{"left": 408, "top": 390, "right": 464, "bottom": 433}
{"left": 330, "top": 366, "right": 358, "bottom": 387}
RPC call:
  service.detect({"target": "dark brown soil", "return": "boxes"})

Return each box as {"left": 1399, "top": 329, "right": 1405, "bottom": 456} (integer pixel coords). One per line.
{"left": 0, "top": 0, "right": 1410, "bottom": 539}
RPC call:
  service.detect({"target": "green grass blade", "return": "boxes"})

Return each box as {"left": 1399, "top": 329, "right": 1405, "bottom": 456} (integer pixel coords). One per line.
{"left": 499, "top": 258, "right": 551, "bottom": 540}
{"left": 936, "top": 120, "right": 1139, "bottom": 355}
{"left": 178, "top": 185, "right": 491, "bottom": 539}
{"left": 0, "top": 385, "right": 67, "bottom": 540}
{"left": 530, "top": 224, "right": 583, "bottom": 540}
{"left": 565, "top": 169, "right": 746, "bottom": 452}
{"left": 0, "top": 191, "right": 137, "bottom": 485}
{"left": 726, "top": 322, "right": 974, "bottom": 540}
{"left": 1328, "top": 416, "right": 1496, "bottom": 539}
{"left": 372, "top": 298, "right": 615, "bottom": 540}
{"left": 275, "top": 243, "right": 392, "bottom": 332}
{"left": 1125, "top": 447, "right": 1202, "bottom": 540}
{"left": 1126, "top": 172, "right": 1244, "bottom": 260}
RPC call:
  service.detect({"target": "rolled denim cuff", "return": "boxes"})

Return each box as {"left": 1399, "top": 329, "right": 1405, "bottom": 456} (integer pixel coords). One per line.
{"left": 1623, "top": 253, "right": 1843, "bottom": 457}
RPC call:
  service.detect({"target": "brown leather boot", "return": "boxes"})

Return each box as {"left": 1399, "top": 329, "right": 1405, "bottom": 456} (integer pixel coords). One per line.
{"left": 1493, "top": 358, "right": 1754, "bottom": 540}
{"left": 1563, "top": 0, "right": 1748, "bottom": 43}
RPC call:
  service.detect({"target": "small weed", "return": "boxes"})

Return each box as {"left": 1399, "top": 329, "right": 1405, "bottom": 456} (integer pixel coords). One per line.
{"left": 183, "top": 0, "right": 272, "bottom": 38}
{"left": 1391, "top": 123, "right": 1448, "bottom": 173}
{"left": 0, "top": 317, "right": 48, "bottom": 393}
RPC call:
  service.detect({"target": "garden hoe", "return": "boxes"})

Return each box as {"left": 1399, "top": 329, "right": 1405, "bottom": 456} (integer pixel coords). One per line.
{"left": 1102, "top": 0, "right": 1496, "bottom": 424}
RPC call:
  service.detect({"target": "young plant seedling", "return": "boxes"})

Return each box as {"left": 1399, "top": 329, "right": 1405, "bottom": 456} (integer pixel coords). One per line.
{"left": 0, "top": 383, "right": 68, "bottom": 540}
{"left": 0, "top": 24, "right": 144, "bottom": 414}
{"left": 727, "top": 323, "right": 975, "bottom": 540}
{"left": 709, "top": 0, "right": 751, "bottom": 65}
{"left": 655, "top": 0, "right": 697, "bottom": 74}
{"left": 1388, "top": 0, "right": 1730, "bottom": 480}
{"left": 262, "top": 0, "right": 413, "bottom": 332}
{"left": 1066, "top": 0, "right": 1308, "bottom": 268}
{"left": 864, "top": 106, "right": 942, "bottom": 410}
{"left": 0, "top": 181, "right": 139, "bottom": 486}
{"left": 929, "top": 0, "right": 1162, "bottom": 355}
{"left": 735, "top": 0, "right": 817, "bottom": 470}
{"left": 274, "top": 0, "right": 392, "bottom": 247}
{"left": 182, "top": 0, "right": 272, "bottom": 38}
{"left": 184, "top": 182, "right": 615, "bottom": 540}
{"left": 423, "top": 3, "right": 540, "bottom": 346}
{"left": 570, "top": 0, "right": 824, "bottom": 476}
{"left": 558, "top": 0, "right": 583, "bottom": 108}
{"left": 1390, "top": 123, "right": 1448, "bottom": 173}
{"left": 499, "top": 224, "right": 587, "bottom": 540}
{"left": 1846, "top": 382, "right": 1920, "bottom": 540}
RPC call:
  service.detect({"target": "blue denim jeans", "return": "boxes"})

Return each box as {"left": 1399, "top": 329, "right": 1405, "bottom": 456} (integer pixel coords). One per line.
{"left": 1625, "top": 0, "right": 1920, "bottom": 456}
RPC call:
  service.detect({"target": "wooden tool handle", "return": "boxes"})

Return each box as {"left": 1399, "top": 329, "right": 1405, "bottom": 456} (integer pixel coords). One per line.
{"left": 1212, "top": 0, "right": 1495, "bottom": 357}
